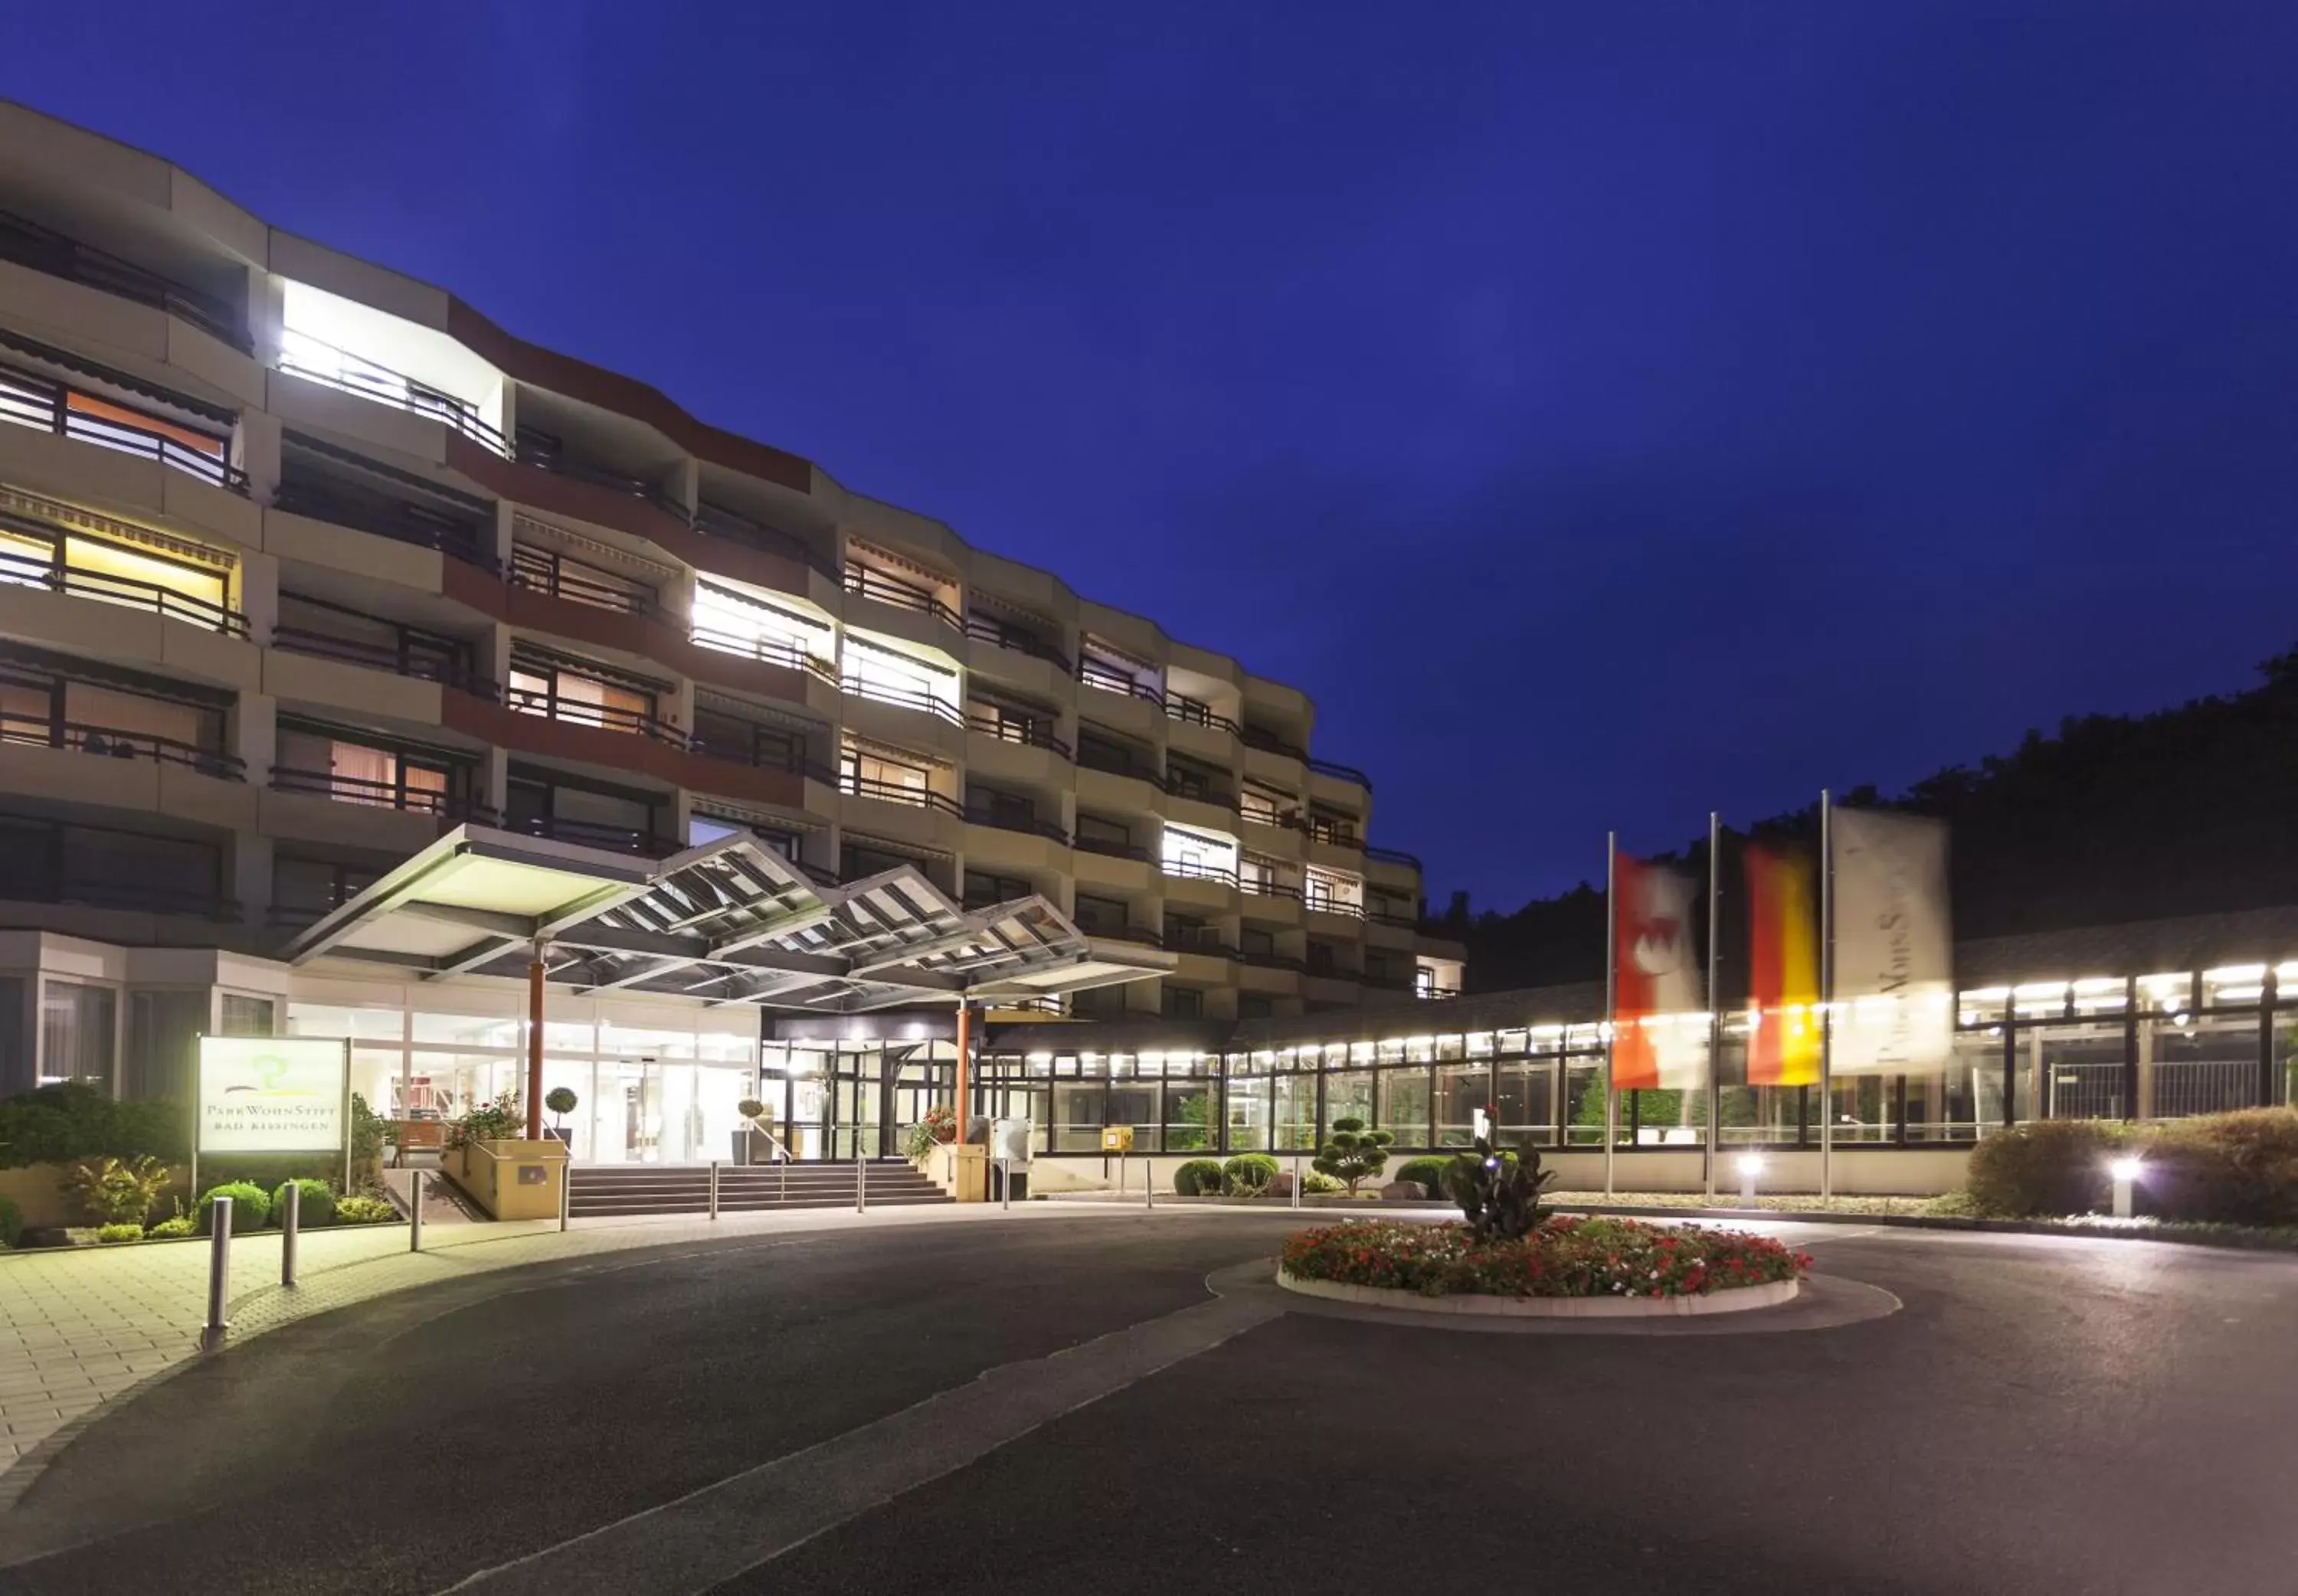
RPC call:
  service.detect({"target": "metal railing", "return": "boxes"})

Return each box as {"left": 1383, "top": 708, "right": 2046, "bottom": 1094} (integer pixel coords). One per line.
{"left": 689, "top": 625, "right": 838, "bottom": 682}
{"left": 1076, "top": 742, "right": 1159, "bottom": 783}
{"left": 838, "top": 772, "right": 962, "bottom": 816}
{"left": 1162, "top": 857, "right": 1239, "bottom": 888}
{"left": 1240, "top": 875, "right": 1301, "bottom": 901}
{"left": 1304, "top": 893, "right": 1366, "bottom": 919}
{"left": 843, "top": 564, "right": 961, "bottom": 630}
{"left": 0, "top": 209, "right": 250, "bottom": 352}
{"left": 1166, "top": 697, "right": 1241, "bottom": 735}
{"left": 509, "top": 545, "right": 660, "bottom": 618}
{"left": 1081, "top": 922, "right": 1163, "bottom": 948}
{"left": 690, "top": 734, "right": 832, "bottom": 784}
{"left": 964, "top": 615, "right": 1070, "bottom": 672}
{"left": 1162, "top": 770, "right": 1236, "bottom": 807}
{"left": 1300, "top": 815, "right": 1364, "bottom": 849}
{"left": 268, "top": 766, "right": 489, "bottom": 819}
{"left": 840, "top": 674, "right": 963, "bottom": 725}
{"left": 1073, "top": 834, "right": 1149, "bottom": 863}
{"left": 966, "top": 709, "right": 1072, "bottom": 760}
{"left": 1308, "top": 757, "right": 1373, "bottom": 790}
{"left": 269, "top": 625, "right": 491, "bottom": 694}
{"left": 270, "top": 475, "right": 497, "bottom": 571}
{"left": 510, "top": 813, "right": 684, "bottom": 857}
{"left": 504, "top": 686, "right": 685, "bottom": 747}
{"left": 694, "top": 501, "right": 840, "bottom": 581}
{"left": 1239, "top": 946, "right": 1308, "bottom": 973}
{"left": 1363, "top": 844, "right": 1424, "bottom": 871}
{"left": 0, "top": 547, "right": 249, "bottom": 636}
{"left": 0, "top": 361, "right": 246, "bottom": 492}
{"left": 1239, "top": 725, "right": 1309, "bottom": 762}
{"left": 0, "top": 711, "right": 244, "bottom": 778}
{"left": 514, "top": 430, "right": 687, "bottom": 522}
{"left": 279, "top": 332, "right": 508, "bottom": 454}
{"left": 1367, "top": 908, "right": 1421, "bottom": 928}
{"left": 1079, "top": 659, "right": 1163, "bottom": 704}
{"left": 964, "top": 806, "right": 1069, "bottom": 844}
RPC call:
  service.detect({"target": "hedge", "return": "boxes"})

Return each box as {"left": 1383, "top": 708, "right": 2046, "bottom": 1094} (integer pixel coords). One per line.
{"left": 0, "top": 1082, "right": 186, "bottom": 1167}
{"left": 1221, "top": 1153, "right": 1280, "bottom": 1195}
{"left": 272, "top": 1179, "right": 337, "bottom": 1227}
{"left": 0, "top": 1192, "right": 20, "bottom": 1249}
{"left": 1396, "top": 1156, "right": 1455, "bottom": 1198}
{"left": 1966, "top": 1109, "right": 2298, "bottom": 1224}
{"left": 198, "top": 1182, "right": 273, "bottom": 1235}
{"left": 1173, "top": 1159, "right": 1226, "bottom": 1196}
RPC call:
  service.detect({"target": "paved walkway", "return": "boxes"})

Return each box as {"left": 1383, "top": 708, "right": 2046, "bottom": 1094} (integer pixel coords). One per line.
{"left": 0, "top": 1200, "right": 1105, "bottom": 1486}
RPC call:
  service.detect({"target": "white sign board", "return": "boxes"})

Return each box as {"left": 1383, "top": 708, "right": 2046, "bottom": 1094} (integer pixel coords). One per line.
{"left": 198, "top": 1036, "right": 349, "bottom": 1153}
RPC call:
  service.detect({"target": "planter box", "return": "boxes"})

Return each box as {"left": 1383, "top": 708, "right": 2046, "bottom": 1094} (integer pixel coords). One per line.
{"left": 441, "top": 1138, "right": 568, "bottom": 1220}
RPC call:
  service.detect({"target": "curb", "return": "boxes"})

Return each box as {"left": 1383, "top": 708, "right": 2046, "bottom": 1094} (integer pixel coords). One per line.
{"left": 1546, "top": 1203, "right": 2298, "bottom": 1253}
{"left": 1275, "top": 1267, "right": 1799, "bottom": 1317}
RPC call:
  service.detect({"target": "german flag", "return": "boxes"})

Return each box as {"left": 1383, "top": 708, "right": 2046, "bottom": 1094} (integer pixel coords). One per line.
{"left": 1745, "top": 845, "right": 1821, "bottom": 1087}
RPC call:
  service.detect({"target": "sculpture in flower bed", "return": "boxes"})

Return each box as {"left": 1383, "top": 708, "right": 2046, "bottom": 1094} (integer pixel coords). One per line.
{"left": 1442, "top": 1135, "right": 1555, "bottom": 1241}
{"left": 1313, "top": 1117, "right": 1393, "bottom": 1195}
{"left": 1280, "top": 1215, "right": 1812, "bottom": 1300}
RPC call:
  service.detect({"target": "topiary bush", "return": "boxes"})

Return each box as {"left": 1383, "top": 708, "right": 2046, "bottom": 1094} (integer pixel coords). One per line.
{"left": 271, "top": 1179, "right": 337, "bottom": 1227}
{"left": 1301, "top": 1169, "right": 1346, "bottom": 1194}
{"left": 96, "top": 1222, "right": 142, "bottom": 1244}
{"left": 1313, "top": 1117, "right": 1394, "bottom": 1194}
{"left": 1396, "top": 1156, "right": 1452, "bottom": 1197}
{"left": 0, "top": 1192, "right": 21, "bottom": 1249}
{"left": 332, "top": 1194, "right": 400, "bottom": 1225}
{"left": 1222, "top": 1153, "right": 1280, "bottom": 1196}
{"left": 198, "top": 1182, "right": 273, "bottom": 1235}
{"left": 1965, "top": 1119, "right": 2123, "bottom": 1217}
{"left": 1174, "top": 1159, "right": 1226, "bottom": 1195}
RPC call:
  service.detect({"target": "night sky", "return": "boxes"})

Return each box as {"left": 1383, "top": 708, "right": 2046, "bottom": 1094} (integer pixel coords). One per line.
{"left": 6, "top": 4, "right": 2294, "bottom": 911}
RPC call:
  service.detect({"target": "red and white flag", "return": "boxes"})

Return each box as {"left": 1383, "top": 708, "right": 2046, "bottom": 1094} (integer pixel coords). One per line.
{"left": 1610, "top": 849, "right": 1707, "bottom": 1091}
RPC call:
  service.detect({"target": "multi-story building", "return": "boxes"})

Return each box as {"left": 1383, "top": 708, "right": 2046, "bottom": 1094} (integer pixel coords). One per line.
{"left": 0, "top": 103, "right": 1463, "bottom": 1159}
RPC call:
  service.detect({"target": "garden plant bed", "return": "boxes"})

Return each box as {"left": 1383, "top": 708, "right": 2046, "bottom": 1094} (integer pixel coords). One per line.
{"left": 1278, "top": 1215, "right": 1811, "bottom": 1318}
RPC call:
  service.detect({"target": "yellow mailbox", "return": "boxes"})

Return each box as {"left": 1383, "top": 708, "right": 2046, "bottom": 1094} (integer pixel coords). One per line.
{"left": 1100, "top": 1126, "right": 1135, "bottom": 1154}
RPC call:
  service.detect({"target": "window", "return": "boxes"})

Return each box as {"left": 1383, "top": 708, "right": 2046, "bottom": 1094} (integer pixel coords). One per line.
{"left": 40, "top": 979, "right": 116, "bottom": 1090}
{"left": 1239, "top": 783, "right": 1290, "bottom": 826}
{"left": 511, "top": 543, "right": 656, "bottom": 615}
{"left": 1071, "top": 986, "right": 1126, "bottom": 1019}
{"left": 1161, "top": 826, "right": 1239, "bottom": 885}
{"left": 125, "top": 989, "right": 203, "bottom": 1099}
{"left": 964, "top": 871, "right": 1030, "bottom": 910}
{"left": 1161, "top": 986, "right": 1204, "bottom": 1019}
{"left": 507, "top": 649, "right": 659, "bottom": 735}
{"left": 506, "top": 770, "right": 664, "bottom": 852}
{"left": 843, "top": 636, "right": 959, "bottom": 721}
{"left": 275, "top": 723, "right": 463, "bottom": 815}
{"left": 693, "top": 707, "right": 804, "bottom": 772}
{"left": 1239, "top": 927, "right": 1276, "bottom": 960}
{"left": 1237, "top": 996, "right": 1275, "bottom": 1021}
{"left": 220, "top": 994, "right": 278, "bottom": 1036}
{"left": 273, "top": 853, "right": 383, "bottom": 925}
{"left": 281, "top": 279, "right": 505, "bottom": 447}
{"left": 1075, "top": 813, "right": 1133, "bottom": 851}
{"left": 1072, "top": 893, "right": 1131, "bottom": 934}
{"left": 839, "top": 741, "right": 934, "bottom": 803}
{"left": 692, "top": 581, "right": 832, "bottom": 669}
{"left": 1304, "top": 867, "right": 1364, "bottom": 915}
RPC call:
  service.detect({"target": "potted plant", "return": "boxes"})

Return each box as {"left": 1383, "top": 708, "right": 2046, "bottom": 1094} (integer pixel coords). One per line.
{"left": 544, "top": 1086, "right": 579, "bottom": 1146}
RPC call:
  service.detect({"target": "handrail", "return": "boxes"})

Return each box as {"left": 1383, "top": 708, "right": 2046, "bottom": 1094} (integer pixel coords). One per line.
{"left": 964, "top": 806, "right": 1069, "bottom": 845}
{"left": 269, "top": 766, "right": 490, "bottom": 820}
{"left": 270, "top": 626, "right": 493, "bottom": 695}
{"left": 271, "top": 476, "right": 498, "bottom": 572}
{"left": 694, "top": 501, "right": 839, "bottom": 581}
{"left": 509, "top": 545, "right": 660, "bottom": 619}
{"left": 1162, "top": 770, "right": 1236, "bottom": 807}
{"left": 1165, "top": 697, "right": 1241, "bottom": 736}
{"left": 1162, "top": 857, "right": 1239, "bottom": 888}
{"left": 1366, "top": 908, "right": 1421, "bottom": 928}
{"left": 511, "top": 814, "right": 683, "bottom": 857}
{"left": 1308, "top": 757, "right": 1373, "bottom": 790}
{"left": 741, "top": 1114, "right": 794, "bottom": 1165}
{"left": 0, "top": 711, "right": 243, "bottom": 777}
{"left": 843, "top": 564, "right": 961, "bottom": 631}
{"left": 0, "top": 361, "right": 246, "bottom": 493}
{"left": 0, "top": 547, "right": 249, "bottom": 637}
{"left": 1300, "top": 815, "right": 1365, "bottom": 849}
{"left": 1073, "top": 834, "right": 1149, "bottom": 863}
{"left": 689, "top": 734, "right": 830, "bottom": 784}
{"left": 689, "top": 624, "right": 838, "bottom": 682}
{"left": 1240, "top": 875, "right": 1301, "bottom": 901}
{"left": 841, "top": 674, "right": 963, "bottom": 726}
{"left": 1239, "top": 726, "right": 1309, "bottom": 762}
{"left": 1363, "top": 844, "right": 1423, "bottom": 870}
{"left": 1079, "top": 659, "right": 1163, "bottom": 704}
{"left": 1076, "top": 743, "right": 1159, "bottom": 783}
{"left": 505, "top": 686, "right": 686, "bottom": 747}
{"left": 964, "top": 614, "right": 1071, "bottom": 673}
{"left": 1304, "top": 894, "right": 1366, "bottom": 919}
{"left": 279, "top": 331, "right": 509, "bottom": 455}
{"left": 839, "top": 773, "right": 962, "bottom": 816}
{"left": 514, "top": 430, "right": 687, "bottom": 522}
{"left": 1082, "top": 922, "right": 1163, "bottom": 948}
{"left": 0, "top": 208, "right": 250, "bottom": 352}
{"left": 965, "top": 710, "right": 1072, "bottom": 760}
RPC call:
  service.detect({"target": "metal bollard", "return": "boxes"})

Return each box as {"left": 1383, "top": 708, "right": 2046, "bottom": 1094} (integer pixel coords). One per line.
{"left": 558, "top": 1158, "right": 572, "bottom": 1232}
{"left": 1144, "top": 1156, "right": 1154, "bottom": 1210}
{"left": 280, "top": 1181, "right": 300, "bottom": 1289}
{"left": 201, "top": 1197, "right": 231, "bottom": 1351}
{"left": 1000, "top": 1156, "right": 1011, "bottom": 1211}
{"left": 409, "top": 1171, "right": 424, "bottom": 1252}
{"left": 709, "top": 1159, "right": 722, "bottom": 1222}
{"left": 1291, "top": 1155, "right": 1302, "bottom": 1210}
{"left": 856, "top": 1151, "right": 867, "bottom": 1214}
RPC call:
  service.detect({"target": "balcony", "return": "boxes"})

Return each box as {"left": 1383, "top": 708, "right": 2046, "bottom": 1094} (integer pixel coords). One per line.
{"left": 1163, "top": 767, "right": 1236, "bottom": 808}
{"left": 1076, "top": 737, "right": 1159, "bottom": 784}
{"left": 695, "top": 500, "right": 838, "bottom": 582}
{"left": 1303, "top": 892, "right": 1365, "bottom": 921}
{"left": 967, "top": 708, "right": 1072, "bottom": 760}
{"left": 1300, "top": 814, "right": 1364, "bottom": 849}
{"left": 269, "top": 766, "right": 494, "bottom": 822}
{"left": 0, "top": 710, "right": 243, "bottom": 779}
{"left": 688, "top": 625, "right": 837, "bottom": 683}
{"left": 839, "top": 772, "right": 961, "bottom": 816}
{"left": 280, "top": 332, "right": 508, "bottom": 455}
{"left": 1240, "top": 725, "right": 1309, "bottom": 762}
{"left": 1365, "top": 844, "right": 1423, "bottom": 871}
{"left": 1079, "top": 921, "right": 1162, "bottom": 949}
{"left": 844, "top": 563, "right": 960, "bottom": 631}
{"left": 1162, "top": 856, "right": 1239, "bottom": 890}
{"left": 1240, "top": 874, "right": 1301, "bottom": 903}
{"left": 272, "top": 464, "right": 498, "bottom": 573}
{"left": 0, "top": 356, "right": 246, "bottom": 493}
{"left": 0, "top": 545, "right": 249, "bottom": 638}
{"left": 509, "top": 544, "right": 660, "bottom": 620}
{"left": 964, "top": 614, "right": 1071, "bottom": 673}
{"left": 505, "top": 685, "right": 685, "bottom": 747}
{"left": 270, "top": 603, "right": 491, "bottom": 695}
{"left": 1079, "top": 658, "right": 1162, "bottom": 705}
{"left": 691, "top": 732, "right": 833, "bottom": 786}
{"left": 964, "top": 803, "right": 1070, "bottom": 845}
{"left": 1309, "top": 756, "right": 1373, "bottom": 790}
{"left": 1166, "top": 695, "right": 1241, "bottom": 736}
{"left": 1164, "top": 924, "right": 1238, "bottom": 960}
{"left": 841, "top": 673, "right": 962, "bottom": 727}
{"left": 0, "top": 208, "right": 249, "bottom": 352}
{"left": 1073, "top": 834, "right": 1150, "bottom": 864}
{"left": 508, "top": 813, "right": 683, "bottom": 858}
{"left": 515, "top": 427, "right": 687, "bottom": 524}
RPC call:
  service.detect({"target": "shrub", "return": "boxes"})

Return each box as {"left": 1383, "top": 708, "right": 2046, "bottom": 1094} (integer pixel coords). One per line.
{"left": 0, "top": 1082, "right": 186, "bottom": 1167}
{"left": 1396, "top": 1156, "right": 1452, "bottom": 1197}
{"left": 0, "top": 1192, "right": 20, "bottom": 1249}
{"left": 198, "top": 1182, "right": 273, "bottom": 1235}
{"left": 96, "top": 1222, "right": 143, "bottom": 1244}
{"left": 65, "top": 1155, "right": 173, "bottom": 1226}
{"left": 1301, "top": 1169, "right": 1346, "bottom": 1194}
{"left": 1966, "top": 1119, "right": 2123, "bottom": 1217}
{"left": 1313, "top": 1117, "right": 1394, "bottom": 1194}
{"left": 271, "top": 1179, "right": 337, "bottom": 1227}
{"left": 1449, "top": 1138, "right": 1555, "bottom": 1241}
{"left": 2136, "top": 1109, "right": 2298, "bottom": 1226}
{"left": 1281, "top": 1216, "right": 1812, "bottom": 1299}
{"left": 149, "top": 1215, "right": 197, "bottom": 1238}
{"left": 333, "top": 1194, "right": 400, "bottom": 1225}
{"left": 349, "top": 1092, "right": 387, "bottom": 1183}
{"left": 448, "top": 1092, "right": 524, "bottom": 1148}
{"left": 1174, "top": 1159, "right": 1226, "bottom": 1195}
{"left": 1222, "top": 1153, "right": 1280, "bottom": 1196}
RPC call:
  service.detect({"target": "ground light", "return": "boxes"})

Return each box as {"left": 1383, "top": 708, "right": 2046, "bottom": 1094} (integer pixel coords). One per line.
{"left": 1736, "top": 1152, "right": 1766, "bottom": 1202}
{"left": 2109, "top": 1155, "right": 2144, "bottom": 1218}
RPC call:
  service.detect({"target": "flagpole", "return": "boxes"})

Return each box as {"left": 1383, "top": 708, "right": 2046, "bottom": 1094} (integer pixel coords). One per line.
{"left": 1602, "top": 830, "right": 1617, "bottom": 1199}
{"left": 1819, "top": 788, "right": 1835, "bottom": 1203}
{"left": 1704, "top": 810, "right": 1722, "bottom": 1202}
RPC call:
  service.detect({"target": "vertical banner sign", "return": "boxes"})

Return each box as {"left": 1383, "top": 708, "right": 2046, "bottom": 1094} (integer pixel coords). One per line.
{"left": 1828, "top": 809, "right": 1953, "bottom": 1074}
{"left": 1745, "top": 845, "right": 1823, "bottom": 1087}
{"left": 1611, "top": 852, "right": 1707, "bottom": 1091}
{"left": 198, "top": 1037, "right": 350, "bottom": 1153}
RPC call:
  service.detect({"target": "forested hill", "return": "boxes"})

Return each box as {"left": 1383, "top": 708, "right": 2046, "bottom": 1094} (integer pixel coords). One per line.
{"left": 1439, "top": 646, "right": 2298, "bottom": 993}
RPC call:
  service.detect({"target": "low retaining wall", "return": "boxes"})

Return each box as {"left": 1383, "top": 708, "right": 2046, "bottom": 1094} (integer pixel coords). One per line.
{"left": 0, "top": 1163, "right": 193, "bottom": 1230}
{"left": 1275, "top": 1269, "right": 1800, "bottom": 1317}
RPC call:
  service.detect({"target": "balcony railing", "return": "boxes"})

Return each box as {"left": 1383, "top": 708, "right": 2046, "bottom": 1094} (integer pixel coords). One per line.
{"left": 271, "top": 475, "right": 497, "bottom": 572}
{"left": 964, "top": 615, "right": 1071, "bottom": 673}
{"left": 515, "top": 430, "right": 688, "bottom": 523}
{"left": 1239, "top": 946, "right": 1308, "bottom": 973}
{"left": 1308, "top": 757, "right": 1373, "bottom": 790}
{"left": 1080, "top": 922, "right": 1163, "bottom": 949}
{"left": 0, "top": 547, "right": 250, "bottom": 637}
{"left": 0, "top": 210, "right": 250, "bottom": 352}
{"left": 964, "top": 806, "right": 1070, "bottom": 845}
{"left": 505, "top": 687, "right": 686, "bottom": 747}
{"left": 966, "top": 710, "right": 1072, "bottom": 760}
{"left": 1240, "top": 725, "right": 1309, "bottom": 762}
{"left": 1300, "top": 815, "right": 1364, "bottom": 849}
{"left": 1073, "top": 834, "right": 1149, "bottom": 863}
{"left": 693, "top": 501, "right": 840, "bottom": 581}
{"left": 1304, "top": 893, "right": 1366, "bottom": 919}
{"left": 840, "top": 675, "right": 963, "bottom": 726}
{"left": 1079, "top": 659, "right": 1163, "bottom": 705}
{"left": 843, "top": 563, "right": 961, "bottom": 631}
{"left": 509, "top": 545, "right": 660, "bottom": 619}
{"left": 690, "top": 734, "right": 833, "bottom": 786}
{"left": 1367, "top": 908, "right": 1421, "bottom": 929}
{"left": 839, "top": 773, "right": 962, "bottom": 816}
{"left": 1166, "top": 697, "right": 1241, "bottom": 735}
{"left": 269, "top": 625, "right": 493, "bottom": 695}
{"left": 1363, "top": 844, "right": 1424, "bottom": 871}
{"left": 279, "top": 332, "right": 508, "bottom": 454}
{"left": 269, "top": 766, "right": 493, "bottom": 821}
{"left": 1240, "top": 875, "right": 1301, "bottom": 901}
{"left": 1164, "top": 925, "right": 1237, "bottom": 959}
{"left": 690, "top": 625, "right": 838, "bottom": 682}
{"left": 509, "top": 813, "right": 684, "bottom": 858}
{"left": 1076, "top": 742, "right": 1160, "bottom": 784}
{"left": 1163, "top": 770, "right": 1236, "bottom": 807}
{"left": 1162, "top": 857, "right": 1239, "bottom": 888}
{"left": 0, "top": 361, "right": 246, "bottom": 493}
{"left": 0, "top": 711, "right": 243, "bottom": 778}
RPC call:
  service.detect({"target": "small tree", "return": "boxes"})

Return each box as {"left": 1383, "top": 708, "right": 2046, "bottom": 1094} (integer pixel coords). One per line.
{"left": 66, "top": 1156, "right": 173, "bottom": 1227}
{"left": 544, "top": 1086, "right": 579, "bottom": 1139}
{"left": 1443, "top": 1136, "right": 1554, "bottom": 1241}
{"left": 1312, "top": 1117, "right": 1394, "bottom": 1195}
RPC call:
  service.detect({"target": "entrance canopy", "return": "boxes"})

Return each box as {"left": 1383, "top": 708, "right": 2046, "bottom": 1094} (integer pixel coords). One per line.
{"left": 283, "top": 826, "right": 1171, "bottom": 1012}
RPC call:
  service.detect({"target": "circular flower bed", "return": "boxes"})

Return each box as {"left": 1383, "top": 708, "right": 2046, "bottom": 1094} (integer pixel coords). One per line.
{"left": 1279, "top": 1215, "right": 1812, "bottom": 1301}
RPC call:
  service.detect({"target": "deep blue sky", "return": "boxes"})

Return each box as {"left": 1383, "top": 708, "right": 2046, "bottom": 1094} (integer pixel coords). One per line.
{"left": 8, "top": 3, "right": 2295, "bottom": 910}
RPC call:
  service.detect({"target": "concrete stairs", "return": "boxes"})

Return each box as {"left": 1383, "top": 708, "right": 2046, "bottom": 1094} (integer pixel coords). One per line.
{"left": 567, "top": 1161, "right": 953, "bottom": 1218}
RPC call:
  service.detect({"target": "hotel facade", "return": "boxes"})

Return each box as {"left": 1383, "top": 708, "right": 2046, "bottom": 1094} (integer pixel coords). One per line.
{"left": 0, "top": 103, "right": 1466, "bottom": 1169}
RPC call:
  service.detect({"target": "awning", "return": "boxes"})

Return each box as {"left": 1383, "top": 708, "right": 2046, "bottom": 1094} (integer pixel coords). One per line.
{"left": 283, "top": 825, "right": 1171, "bottom": 1012}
